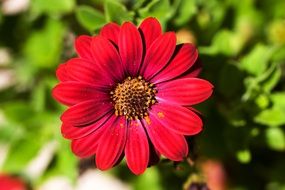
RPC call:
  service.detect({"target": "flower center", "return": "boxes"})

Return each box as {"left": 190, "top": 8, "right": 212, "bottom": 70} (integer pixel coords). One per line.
{"left": 110, "top": 76, "right": 157, "bottom": 120}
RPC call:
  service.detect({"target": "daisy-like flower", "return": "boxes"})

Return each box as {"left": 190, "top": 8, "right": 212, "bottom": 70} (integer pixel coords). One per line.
{"left": 52, "top": 17, "right": 213, "bottom": 175}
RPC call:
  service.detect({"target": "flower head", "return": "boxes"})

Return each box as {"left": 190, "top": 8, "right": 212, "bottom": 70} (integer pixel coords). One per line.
{"left": 52, "top": 17, "right": 213, "bottom": 175}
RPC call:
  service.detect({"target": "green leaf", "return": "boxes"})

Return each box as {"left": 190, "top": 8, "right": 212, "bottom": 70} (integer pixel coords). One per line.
{"left": 0, "top": 122, "right": 24, "bottom": 143}
{"left": 14, "top": 59, "right": 37, "bottom": 89}
{"left": 266, "top": 182, "right": 285, "bottom": 190}
{"left": 241, "top": 76, "right": 261, "bottom": 101}
{"left": 1, "top": 102, "right": 34, "bottom": 124}
{"left": 242, "top": 62, "right": 281, "bottom": 101}
{"left": 196, "top": 1, "right": 227, "bottom": 35}
{"left": 200, "top": 30, "right": 241, "bottom": 56}
{"left": 261, "top": 65, "right": 281, "bottom": 92}
{"left": 75, "top": 5, "right": 106, "bottom": 32}
{"left": 254, "top": 108, "right": 285, "bottom": 127}
{"left": 133, "top": 0, "right": 147, "bottom": 9}
{"left": 271, "top": 45, "right": 285, "bottom": 63}
{"left": 138, "top": 0, "right": 172, "bottom": 28}
{"left": 23, "top": 19, "right": 65, "bottom": 69}
{"left": 266, "top": 128, "right": 285, "bottom": 151}
{"left": 104, "top": 0, "right": 134, "bottom": 24}
{"left": 255, "top": 94, "right": 269, "bottom": 109}
{"left": 56, "top": 139, "right": 77, "bottom": 180}
{"left": 3, "top": 136, "right": 43, "bottom": 173}
{"left": 31, "top": 82, "right": 46, "bottom": 112}
{"left": 134, "top": 167, "right": 162, "bottom": 190}
{"left": 268, "top": 20, "right": 285, "bottom": 45}
{"left": 31, "top": 0, "right": 75, "bottom": 18}
{"left": 236, "top": 149, "right": 251, "bottom": 163}
{"left": 240, "top": 44, "right": 273, "bottom": 76}
{"left": 174, "top": 0, "right": 197, "bottom": 26}
{"left": 271, "top": 92, "right": 285, "bottom": 110}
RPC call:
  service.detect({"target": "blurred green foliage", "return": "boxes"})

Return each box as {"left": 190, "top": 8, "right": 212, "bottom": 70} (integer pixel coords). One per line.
{"left": 0, "top": 0, "right": 285, "bottom": 189}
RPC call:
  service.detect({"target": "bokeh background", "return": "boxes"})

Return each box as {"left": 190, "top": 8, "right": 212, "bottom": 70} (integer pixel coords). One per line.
{"left": 0, "top": 0, "right": 285, "bottom": 189}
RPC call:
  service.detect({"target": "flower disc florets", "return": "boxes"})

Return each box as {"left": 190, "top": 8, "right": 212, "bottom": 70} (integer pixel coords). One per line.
{"left": 111, "top": 76, "right": 157, "bottom": 120}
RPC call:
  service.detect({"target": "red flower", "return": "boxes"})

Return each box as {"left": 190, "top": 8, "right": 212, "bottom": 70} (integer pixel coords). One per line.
{"left": 52, "top": 17, "right": 213, "bottom": 175}
{"left": 0, "top": 174, "right": 26, "bottom": 190}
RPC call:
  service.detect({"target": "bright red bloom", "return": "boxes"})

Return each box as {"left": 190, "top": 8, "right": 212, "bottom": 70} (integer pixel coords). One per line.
{"left": 52, "top": 17, "right": 213, "bottom": 175}
{"left": 0, "top": 174, "right": 26, "bottom": 190}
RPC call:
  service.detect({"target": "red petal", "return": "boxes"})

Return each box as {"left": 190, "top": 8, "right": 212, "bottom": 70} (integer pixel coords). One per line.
{"left": 56, "top": 64, "right": 71, "bottom": 82}
{"left": 100, "top": 23, "right": 120, "bottom": 45}
{"left": 71, "top": 123, "right": 107, "bottom": 158}
{"left": 91, "top": 36, "right": 125, "bottom": 81}
{"left": 119, "top": 22, "right": 143, "bottom": 76}
{"left": 156, "top": 78, "right": 213, "bottom": 106}
{"left": 52, "top": 82, "right": 109, "bottom": 106}
{"left": 96, "top": 116, "right": 127, "bottom": 170}
{"left": 141, "top": 32, "right": 176, "bottom": 80}
{"left": 139, "top": 17, "right": 162, "bottom": 50}
{"left": 151, "top": 43, "right": 198, "bottom": 83}
{"left": 61, "top": 100, "right": 113, "bottom": 126}
{"left": 149, "top": 103, "right": 203, "bottom": 135}
{"left": 143, "top": 115, "right": 188, "bottom": 161}
{"left": 180, "top": 60, "right": 202, "bottom": 78}
{"left": 125, "top": 120, "right": 149, "bottom": 175}
{"left": 75, "top": 35, "right": 93, "bottom": 60}
{"left": 65, "top": 58, "right": 114, "bottom": 88}
{"left": 61, "top": 112, "right": 112, "bottom": 140}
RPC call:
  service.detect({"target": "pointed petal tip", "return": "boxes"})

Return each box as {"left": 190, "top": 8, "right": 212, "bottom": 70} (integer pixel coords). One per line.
{"left": 60, "top": 100, "right": 112, "bottom": 126}
{"left": 99, "top": 22, "right": 120, "bottom": 44}
{"left": 61, "top": 124, "right": 69, "bottom": 139}
{"left": 51, "top": 85, "right": 57, "bottom": 99}
{"left": 143, "top": 115, "right": 189, "bottom": 161}
{"left": 157, "top": 78, "right": 214, "bottom": 106}
{"left": 125, "top": 121, "right": 149, "bottom": 175}
{"left": 56, "top": 63, "right": 70, "bottom": 82}
{"left": 100, "top": 22, "right": 120, "bottom": 29}
{"left": 75, "top": 35, "right": 92, "bottom": 42}
{"left": 52, "top": 82, "right": 108, "bottom": 106}
{"left": 96, "top": 116, "right": 127, "bottom": 171}
{"left": 139, "top": 17, "right": 162, "bottom": 50}
{"left": 165, "top": 31, "right": 177, "bottom": 39}
{"left": 149, "top": 104, "right": 203, "bottom": 136}
{"left": 143, "top": 17, "right": 160, "bottom": 22}
{"left": 141, "top": 31, "right": 177, "bottom": 79}
{"left": 120, "top": 21, "right": 138, "bottom": 31}
{"left": 52, "top": 84, "right": 68, "bottom": 105}
{"left": 140, "top": 17, "right": 161, "bottom": 28}
{"left": 96, "top": 162, "right": 111, "bottom": 171}
{"left": 183, "top": 42, "right": 199, "bottom": 55}
{"left": 119, "top": 20, "right": 143, "bottom": 76}
{"left": 209, "top": 81, "right": 215, "bottom": 89}
{"left": 75, "top": 35, "right": 92, "bottom": 48}
{"left": 52, "top": 86, "right": 62, "bottom": 107}
{"left": 201, "top": 79, "right": 214, "bottom": 90}
{"left": 91, "top": 35, "right": 125, "bottom": 81}
{"left": 131, "top": 167, "right": 147, "bottom": 175}
{"left": 151, "top": 43, "right": 199, "bottom": 83}
{"left": 202, "top": 80, "right": 215, "bottom": 96}
{"left": 74, "top": 35, "right": 93, "bottom": 59}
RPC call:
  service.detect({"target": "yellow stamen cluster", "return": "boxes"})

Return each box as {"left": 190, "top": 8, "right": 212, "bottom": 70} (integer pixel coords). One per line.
{"left": 110, "top": 76, "right": 157, "bottom": 120}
